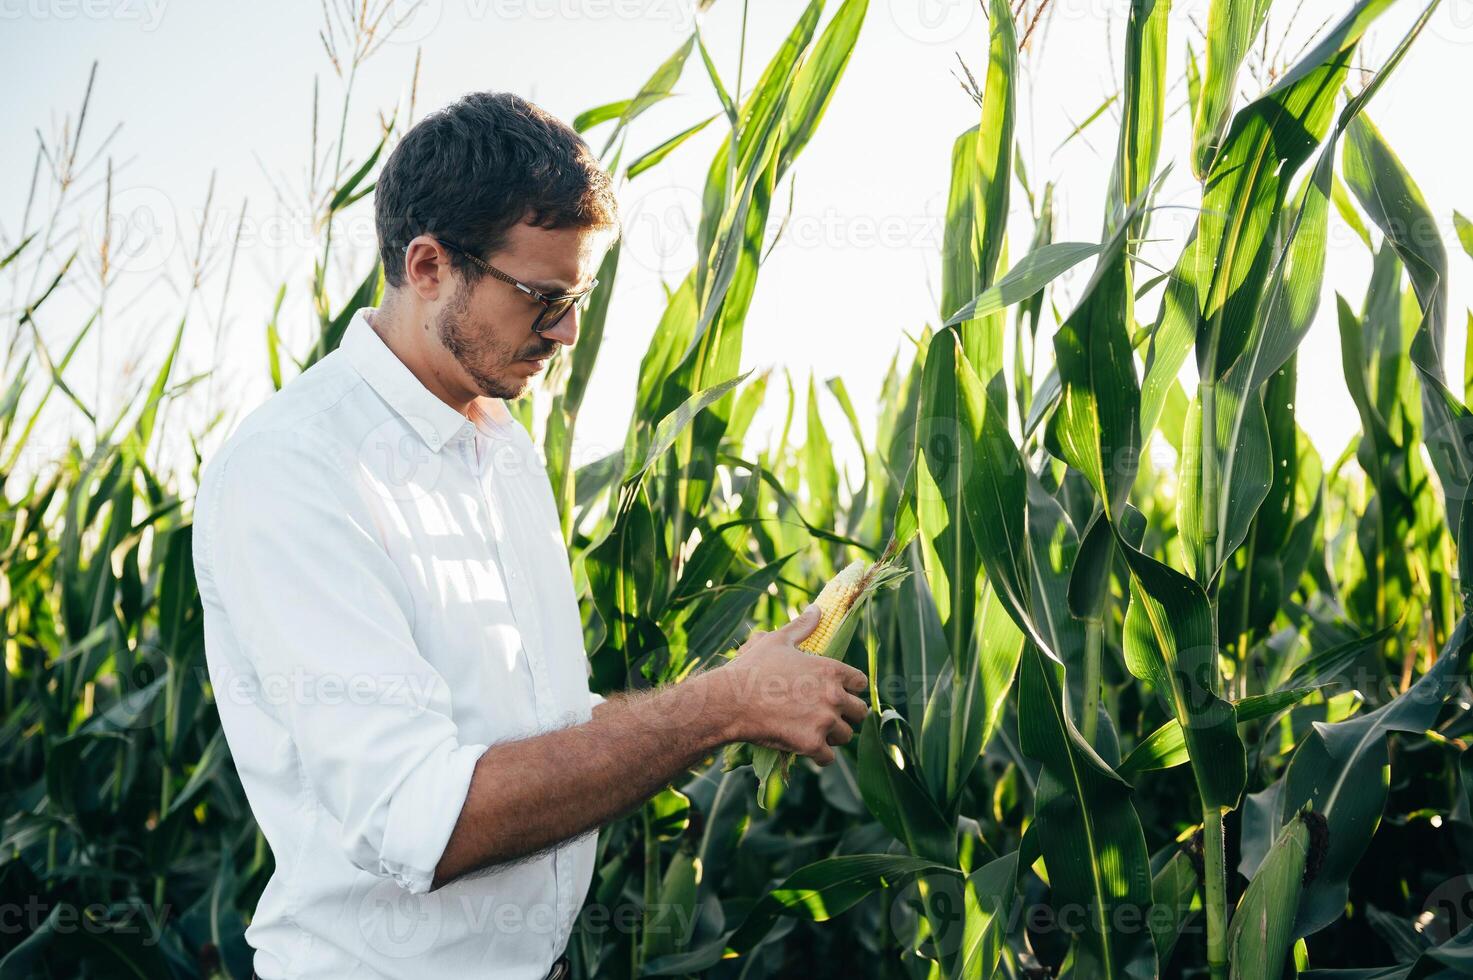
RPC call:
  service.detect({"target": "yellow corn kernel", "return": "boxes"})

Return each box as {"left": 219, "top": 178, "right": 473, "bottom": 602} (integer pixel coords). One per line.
{"left": 796, "top": 559, "right": 870, "bottom": 654}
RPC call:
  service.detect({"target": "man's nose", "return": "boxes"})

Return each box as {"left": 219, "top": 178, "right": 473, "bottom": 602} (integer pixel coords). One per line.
{"left": 541, "top": 307, "right": 579, "bottom": 347}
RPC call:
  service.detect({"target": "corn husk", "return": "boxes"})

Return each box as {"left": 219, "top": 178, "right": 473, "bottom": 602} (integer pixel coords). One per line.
{"left": 724, "top": 559, "right": 908, "bottom": 807}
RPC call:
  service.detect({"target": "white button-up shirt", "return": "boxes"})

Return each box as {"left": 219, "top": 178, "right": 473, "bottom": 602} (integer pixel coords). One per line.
{"left": 193, "top": 306, "right": 602, "bottom": 979}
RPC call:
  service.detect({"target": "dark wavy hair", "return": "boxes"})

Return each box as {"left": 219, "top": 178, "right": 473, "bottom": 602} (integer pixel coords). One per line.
{"left": 374, "top": 91, "right": 619, "bottom": 288}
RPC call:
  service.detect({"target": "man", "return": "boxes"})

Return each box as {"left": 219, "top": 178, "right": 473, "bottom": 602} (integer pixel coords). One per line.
{"left": 193, "top": 91, "right": 869, "bottom": 980}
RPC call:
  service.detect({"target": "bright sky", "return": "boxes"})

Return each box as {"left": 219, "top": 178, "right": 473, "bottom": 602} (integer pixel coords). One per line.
{"left": 3, "top": 0, "right": 1472, "bottom": 488}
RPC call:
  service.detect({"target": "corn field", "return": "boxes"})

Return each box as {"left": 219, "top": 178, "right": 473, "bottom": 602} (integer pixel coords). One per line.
{"left": 4, "top": 0, "right": 1473, "bottom": 977}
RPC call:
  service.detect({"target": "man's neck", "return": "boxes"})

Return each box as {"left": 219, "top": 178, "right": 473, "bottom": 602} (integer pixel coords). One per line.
{"left": 366, "top": 305, "right": 479, "bottom": 420}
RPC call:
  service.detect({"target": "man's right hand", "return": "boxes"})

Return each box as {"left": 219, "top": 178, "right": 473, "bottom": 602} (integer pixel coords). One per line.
{"left": 705, "top": 604, "right": 871, "bottom": 765}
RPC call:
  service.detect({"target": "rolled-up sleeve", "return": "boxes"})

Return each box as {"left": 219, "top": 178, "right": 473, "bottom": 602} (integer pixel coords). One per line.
{"left": 205, "top": 429, "right": 486, "bottom": 894}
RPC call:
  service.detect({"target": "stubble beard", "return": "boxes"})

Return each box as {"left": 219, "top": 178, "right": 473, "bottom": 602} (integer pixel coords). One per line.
{"left": 435, "top": 283, "right": 537, "bottom": 401}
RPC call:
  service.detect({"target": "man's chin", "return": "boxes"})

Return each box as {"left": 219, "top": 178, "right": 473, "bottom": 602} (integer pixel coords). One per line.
{"left": 477, "top": 375, "right": 533, "bottom": 401}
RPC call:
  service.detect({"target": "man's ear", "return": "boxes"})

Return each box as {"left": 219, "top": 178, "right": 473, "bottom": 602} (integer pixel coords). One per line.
{"left": 402, "top": 236, "right": 452, "bottom": 301}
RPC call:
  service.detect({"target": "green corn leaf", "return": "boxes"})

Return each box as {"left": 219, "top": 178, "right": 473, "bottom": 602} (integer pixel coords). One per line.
{"left": 593, "top": 35, "right": 693, "bottom": 157}
{"left": 1282, "top": 620, "right": 1404, "bottom": 690}
{"left": 825, "top": 375, "right": 872, "bottom": 538}
{"left": 304, "top": 260, "right": 381, "bottom": 370}
{"left": 922, "top": 342, "right": 1028, "bottom": 812}
{"left": 641, "top": 848, "right": 699, "bottom": 962}
{"left": 572, "top": 98, "right": 631, "bottom": 133}
{"left": 1196, "top": 0, "right": 1397, "bottom": 386}
{"left": 1118, "top": 687, "right": 1318, "bottom": 780}
{"left": 1044, "top": 135, "right": 1247, "bottom": 831}
{"left": 1344, "top": 109, "right": 1472, "bottom": 539}
{"left": 264, "top": 283, "right": 287, "bottom": 391}
{"left": 683, "top": 554, "right": 792, "bottom": 667}
{"left": 1055, "top": 91, "right": 1119, "bottom": 154}
{"left": 802, "top": 374, "right": 838, "bottom": 532}
{"left": 915, "top": 330, "right": 985, "bottom": 661}
{"left": 942, "top": 124, "right": 985, "bottom": 336}
{"left": 1119, "top": 543, "right": 1246, "bottom": 809}
{"left": 943, "top": 241, "right": 1102, "bottom": 328}
{"left": 1239, "top": 616, "right": 1473, "bottom": 939}
{"left": 690, "top": 1, "right": 820, "bottom": 342}
{"left": 640, "top": 854, "right": 962, "bottom": 975}
{"left": 326, "top": 132, "right": 385, "bottom": 214}
{"left": 1198, "top": 1, "right": 1438, "bottom": 585}
{"left": 1152, "top": 844, "right": 1201, "bottom": 971}
{"left": 1018, "top": 643, "right": 1158, "bottom": 977}
{"left": 630, "top": 272, "right": 698, "bottom": 429}
{"left": 1044, "top": 210, "right": 1141, "bottom": 522}
{"left": 547, "top": 242, "right": 620, "bottom": 538}
{"left": 1142, "top": 0, "right": 1402, "bottom": 454}
{"left": 856, "top": 710, "right": 955, "bottom": 863}
{"left": 775, "top": 0, "right": 869, "bottom": 181}
{"left": 1190, "top": 0, "right": 1271, "bottom": 177}
{"left": 939, "top": 0, "right": 1013, "bottom": 379}
{"left": 1105, "top": 0, "right": 1172, "bottom": 237}
{"left": 647, "top": 785, "right": 691, "bottom": 841}
{"left": 627, "top": 114, "right": 720, "bottom": 179}
{"left": 634, "top": 371, "right": 752, "bottom": 482}
{"left": 955, "top": 850, "right": 1021, "bottom": 979}
{"left": 584, "top": 486, "right": 665, "bottom": 671}
{"left": 1066, "top": 507, "right": 1128, "bottom": 622}
{"left": 1139, "top": 230, "right": 1200, "bottom": 442}
{"left": 163, "top": 728, "right": 226, "bottom": 817}
{"left": 1455, "top": 211, "right": 1473, "bottom": 261}
{"left": 1025, "top": 474, "right": 1088, "bottom": 720}
{"left": 896, "top": 537, "right": 949, "bottom": 724}
{"left": 693, "top": 24, "right": 736, "bottom": 125}
{"left": 967, "top": 0, "right": 1014, "bottom": 371}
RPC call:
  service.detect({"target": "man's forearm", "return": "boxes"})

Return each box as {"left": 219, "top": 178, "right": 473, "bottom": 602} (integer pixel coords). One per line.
{"left": 432, "top": 671, "right": 729, "bottom": 889}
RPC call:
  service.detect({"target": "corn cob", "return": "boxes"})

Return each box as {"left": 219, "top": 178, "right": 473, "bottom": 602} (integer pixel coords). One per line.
{"left": 1225, "top": 808, "right": 1327, "bottom": 978}
{"left": 725, "top": 558, "right": 908, "bottom": 808}
{"left": 796, "top": 559, "right": 870, "bottom": 654}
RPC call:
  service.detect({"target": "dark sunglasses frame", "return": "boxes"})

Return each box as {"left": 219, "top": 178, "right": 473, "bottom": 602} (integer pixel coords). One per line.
{"left": 401, "top": 238, "right": 600, "bottom": 334}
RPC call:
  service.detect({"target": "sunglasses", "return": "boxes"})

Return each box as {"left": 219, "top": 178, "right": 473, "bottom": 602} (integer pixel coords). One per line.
{"left": 403, "top": 238, "right": 600, "bottom": 334}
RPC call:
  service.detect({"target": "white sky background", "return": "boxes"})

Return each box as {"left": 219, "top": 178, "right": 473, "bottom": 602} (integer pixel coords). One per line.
{"left": 3, "top": 0, "right": 1473, "bottom": 491}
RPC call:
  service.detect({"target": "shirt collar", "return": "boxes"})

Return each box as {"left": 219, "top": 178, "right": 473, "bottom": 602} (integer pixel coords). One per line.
{"left": 341, "top": 306, "right": 474, "bottom": 454}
